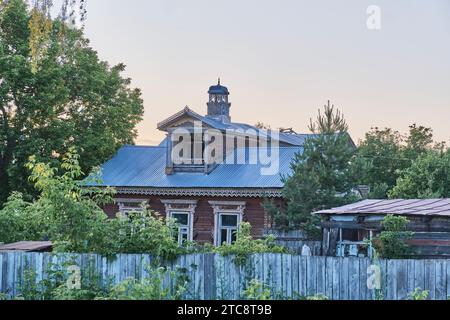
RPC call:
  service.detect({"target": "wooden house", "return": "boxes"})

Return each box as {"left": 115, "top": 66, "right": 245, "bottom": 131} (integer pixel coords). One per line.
{"left": 93, "top": 80, "right": 332, "bottom": 246}
{"left": 316, "top": 199, "right": 450, "bottom": 259}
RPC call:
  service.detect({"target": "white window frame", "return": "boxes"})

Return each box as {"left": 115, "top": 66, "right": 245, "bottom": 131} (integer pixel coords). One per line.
{"left": 209, "top": 201, "right": 246, "bottom": 246}
{"left": 115, "top": 198, "right": 149, "bottom": 217}
{"left": 162, "top": 200, "right": 197, "bottom": 244}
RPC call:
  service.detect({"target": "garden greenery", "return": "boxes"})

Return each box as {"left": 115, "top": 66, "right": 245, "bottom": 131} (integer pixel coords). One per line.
{"left": 0, "top": 149, "right": 288, "bottom": 263}
{"left": 0, "top": 149, "right": 182, "bottom": 260}
{"left": 212, "top": 222, "right": 287, "bottom": 265}
{"left": 372, "top": 215, "right": 414, "bottom": 259}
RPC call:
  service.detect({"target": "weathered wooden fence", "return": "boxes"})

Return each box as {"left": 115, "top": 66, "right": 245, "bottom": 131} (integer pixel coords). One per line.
{"left": 1, "top": 251, "right": 450, "bottom": 300}
{"left": 263, "top": 229, "right": 322, "bottom": 255}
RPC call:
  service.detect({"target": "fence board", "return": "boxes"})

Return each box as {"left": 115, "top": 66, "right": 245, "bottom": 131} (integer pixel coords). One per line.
{"left": 348, "top": 258, "right": 359, "bottom": 300}
{"left": 299, "top": 256, "right": 307, "bottom": 297}
{"left": 331, "top": 257, "right": 340, "bottom": 300}
{"left": 424, "top": 260, "right": 436, "bottom": 300}
{"left": 435, "top": 260, "right": 446, "bottom": 300}
{"left": 306, "top": 256, "right": 316, "bottom": 296}
{"left": 396, "top": 260, "right": 408, "bottom": 300}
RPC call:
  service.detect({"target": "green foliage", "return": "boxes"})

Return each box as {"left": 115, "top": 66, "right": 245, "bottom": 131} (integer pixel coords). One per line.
{"left": 352, "top": 128, "right": 407, "bottom": 198}
{"left": 102, "top": 210, "right": 184, "bottom": 261}
{"left": 0, "top": 150, "right": 183, "bottom": 259}
{"left": 306, "top": 294, "right": 329, "bottom": 301}
{"left": 0, "top": 0, "right": 144, "bottom": 206}
{"left": 0, "top": 192, "right": 46, "bottom": 243}
{"left": 389, "top": 150, "right": 450, "bottom": 199}
{"left": 213, "top": 222, "right": 287, "bottom": 265}
{"left": 242, "top": 279, "right": 272, "bottom": 300}
{"left": 373, "top": 215, "right": 414, "bottom": 259}
{"left": 407, "top": 288, "right": 429, "bottom": 301}
{"left": 273, "top": 102, "right": 356, "bottom": 238}
{"left": 16, "top": 256, "right": 110, "bottom": 301}
{"left": 102, "top": 266, "right": 189, "bottom": 300}
{"left": 352, "top": 125, "right": 446, "bottom": 199}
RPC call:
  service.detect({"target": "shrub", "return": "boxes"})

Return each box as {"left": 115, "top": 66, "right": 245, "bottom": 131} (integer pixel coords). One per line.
{"left": 242, "top": 279, "right": 272, "bottom": 300}
{"left": 0, "top": 149, "right": 184, "bottom": 260}
{"left": 306, "top": 294, "right": 329, "bottom": 300}
{"left": 103, "top": 209, "right": 184, "bottom": 261}
{"left": 373, "top": 215, "right": 414, "bottom": 259}
{"left": 214, "top": 222, "right": 287, "bottom": 265}
{"left": 408, "top": 288, "right": 429, "bottom": 301}
{"left": 16, "top": 257, "right": 110, "bottom": 300}
{"left": 102, "top": 266, "right": 189, "bottom": 300}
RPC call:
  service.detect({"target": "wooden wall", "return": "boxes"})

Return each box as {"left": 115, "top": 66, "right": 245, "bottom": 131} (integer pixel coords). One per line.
{"left": 104, "top": 195, "right": 278, "bottom": 244}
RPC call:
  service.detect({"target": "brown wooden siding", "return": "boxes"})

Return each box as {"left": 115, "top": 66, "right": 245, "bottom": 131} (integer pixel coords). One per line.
{"left": 104, "top": 194, "right": 284, "bottom": 244}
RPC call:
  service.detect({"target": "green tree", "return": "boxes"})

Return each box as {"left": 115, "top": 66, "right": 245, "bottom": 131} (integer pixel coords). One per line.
{"left": 403, "top": 124, "right": 434, "bottom": 161}
{"left": 352, "top": 128, "right": 405, "bottom": 198}
{"left": 0, "top": 0, "right": 144, "bottom": 206}
{"left": 389, "top": 150, "right": 450, "bottom": 199}
{"left": 352, "top": 124, "right": 439, "bottom": 199}
{"left": 269, "top": 101, "right": 356, "bottom": 238}
{"left": 0, "top": 149, "right": 184, "bottom": 259}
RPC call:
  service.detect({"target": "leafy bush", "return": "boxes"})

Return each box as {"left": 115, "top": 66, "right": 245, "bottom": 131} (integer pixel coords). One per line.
{"left": 16, "top": 257, "right": 110, "bottom": 301}
{"left": 242, "top": 279, "right": 272, "bottom": 300}
{"left": 0, "top": 149, "right": 184, "bottom": 260}
{"left": 214, "top": 222, "right": 287, "bottom": 265}
{"left": 408, "top": 288, "right": 429, "bottom": 301}
{"left": 0, "top": 192, "right": 46, "bottom": 244}
{"left": 102, "top": 209, "right": 184, "bottom": 261}
{"left": 100, "top": 266, "right": 189, "bottom": 300}
{"left": 373, "top": 215, "right": 414, "bottom": 259}
{"left": 306, "top": 294, "right": 329, "bottom": 300}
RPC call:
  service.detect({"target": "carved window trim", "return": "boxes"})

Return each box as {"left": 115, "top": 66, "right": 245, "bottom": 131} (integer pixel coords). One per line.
{"left": 115, "top": 198, "right": 149, "bottom": 217}
{"left": 161, "top": 200, "right": 198, "bottom": 243}
{"left": 209, "top": 201, "right": 246, "bottom": 246}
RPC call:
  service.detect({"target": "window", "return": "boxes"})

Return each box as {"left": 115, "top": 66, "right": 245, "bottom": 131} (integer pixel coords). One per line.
{"left": 115, "top": 199, "right": 148, "bottom": 217}
{"left": 171, "top": 211, "right": 191, "bottom": 245}
{"left": 210, "top": 201, "right": 246, "bottom": 246}
{"left": 162, "top": 200, "right": 197, "bottom": 245}
{"left": 218, "top": 213, "right": 239, "bottom": 245}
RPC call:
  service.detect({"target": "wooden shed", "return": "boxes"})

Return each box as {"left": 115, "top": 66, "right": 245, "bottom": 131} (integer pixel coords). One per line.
{"left": 315, "top": 199, "right": 450, "bottom": 259}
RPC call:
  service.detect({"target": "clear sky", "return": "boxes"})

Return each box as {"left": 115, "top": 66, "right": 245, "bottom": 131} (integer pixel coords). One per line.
{"left": 78, "top": 0, "right": 450, "bottom": 145}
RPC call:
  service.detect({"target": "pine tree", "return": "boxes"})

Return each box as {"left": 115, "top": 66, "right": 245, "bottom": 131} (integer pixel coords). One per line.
{"left": 266, "top": 101, "right": 356, "bottom": 239}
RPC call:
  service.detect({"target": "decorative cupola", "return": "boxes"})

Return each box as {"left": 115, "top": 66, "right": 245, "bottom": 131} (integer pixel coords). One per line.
{"left": 207, "top": 79, "right": 231, "bottom": 123}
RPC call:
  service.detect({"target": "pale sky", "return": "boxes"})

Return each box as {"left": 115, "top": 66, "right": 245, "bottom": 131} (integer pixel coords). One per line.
{"left": 78, "top": 0, "right": 450, "bottom": 145}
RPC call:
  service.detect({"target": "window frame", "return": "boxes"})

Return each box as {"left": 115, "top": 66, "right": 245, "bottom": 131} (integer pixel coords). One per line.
{"left": 115, "top": 198, "right": 149, "bottom": 217}
{"left": 209, "top": 201, "right": 246, "bottom": 247}
{"left": 162, "top": 200, "right": 197, "bottom": 245}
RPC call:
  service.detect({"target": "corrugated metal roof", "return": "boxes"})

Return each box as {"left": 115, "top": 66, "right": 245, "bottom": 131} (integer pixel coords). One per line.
{"left": 156, "top": 107, "right": 314, "bottom": 146}
{"left": 93, "top": 145, "right": 302, "bottom": 189}
{"left": 316, "top": 199, "right": 450, "bottom": 217}
{"left": 0, "top": 241, "right": 53, "bottom": 252}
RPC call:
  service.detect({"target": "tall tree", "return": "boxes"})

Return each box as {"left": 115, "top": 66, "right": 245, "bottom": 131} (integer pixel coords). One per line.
{"left": 389, "top": 150, "right": 450, "bottom": 199}
{"left": 0, "top": 0, "right": 144, "bottom": 205}
{"left": 352, "top": 124, "right": 440, "bottom": 199}
{"left": 267, "top": 101, "right": 356, "bottom": 238}
{"left": 352, "top": 128, "right": 406, "bottom": 198}
{"left": 403, "top": 124, "right": 434, "bottom": 161}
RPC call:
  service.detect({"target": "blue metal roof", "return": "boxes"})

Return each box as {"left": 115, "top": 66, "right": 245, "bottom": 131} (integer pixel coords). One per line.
{"left": 94, "top": 145, "right": 302, "bottom": 189}
{"left": 156, "top": 106, "right": 315, "bottom": 147}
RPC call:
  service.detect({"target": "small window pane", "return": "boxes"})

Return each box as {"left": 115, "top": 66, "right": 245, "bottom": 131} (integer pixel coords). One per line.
{"left": 220, "top": 229, "right": 228, "bottom": 245}
{"left": 221, "top": 215, "right": 238, "bottom": 227}
{"left": 172, "top": 213, "right": 189, "bottom": 226}
{"left": 231, "top": 230, "right": 237, "bottom": 244}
